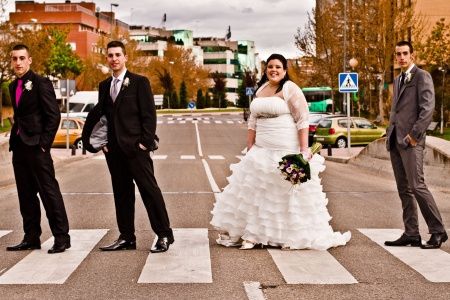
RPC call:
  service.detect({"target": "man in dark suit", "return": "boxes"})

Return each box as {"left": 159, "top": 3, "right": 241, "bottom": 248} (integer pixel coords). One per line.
{"left": 82, "top": 41, "right": 173, "bottom": 253}
{"left": 7, "top": 44, "right": 70, "bottom": 254}
{"left": 385, "top": 41, "right": 447, "bottom": 249}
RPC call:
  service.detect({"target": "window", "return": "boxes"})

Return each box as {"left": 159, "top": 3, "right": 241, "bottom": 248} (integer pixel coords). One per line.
{"left": 317, "top": 119, "right": 332, "bottom": 128}
{"left": 337, "top": 119, "right": 354, "bottom": 128}
{"left": 61, "top": 120, "right": 78, "bottom": 129}
{"left": 84, "top": 103, "right": 94, "bottom": 113}
{"left": 354, "top": 119, "right": 373, "bottom": 129}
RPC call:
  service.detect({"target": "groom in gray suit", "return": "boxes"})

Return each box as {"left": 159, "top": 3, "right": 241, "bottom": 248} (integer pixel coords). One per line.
{"left": 385, "top": 40, "right": 447, "bottom": 249}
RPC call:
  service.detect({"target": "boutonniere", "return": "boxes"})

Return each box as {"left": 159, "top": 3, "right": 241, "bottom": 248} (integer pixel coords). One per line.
{"left": 122, "top": 77, "right": 130, "bottom": 89}
{"left": 24, "top": 80, "right": 33, "bottom": 91}
{"left": 405, "top": 72, "right": 414, "bottom": 84}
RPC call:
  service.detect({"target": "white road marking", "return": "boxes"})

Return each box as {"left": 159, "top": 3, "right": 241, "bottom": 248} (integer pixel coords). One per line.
{"left": 168, "top": 121, "right": 175, "bottom": 124}
{"left": 244, "top": 281, "right": 266, "bottom": 300}
{"left": 138, "top": 228, "right": 212, "bottom": 283}
{"left": 268, "top": 249, "right": 358, "bottom": 284}
{"left": 359, "top": 228, "right": 450, "bottom": 282}
{"left": 214, "top": 120, "right": 223, "bottom": 124}
{"left": 0, "top": 229, "right": 108, "bottom": 284}
{"left": 208, "top": 155, "right": 225, "bottom": 160}
{"left": 194, "top": 122, "right": 203, "bottom": 157}
{"left": 226, "top": 120, "right": 234, "bottom": 124}
{"left": 203, "top": 121, "right": 210, "bottom": 124}
{"left": 93, "top": 155, "right": 105, "bottom": 160}
{"left": 157, "top": 120, "right": 163, "bottom": 124}
{"left": 151, "top": 155, "right": 168, "bottom": 160}
{"left": 236, "top": 155, "right": 244, "bottom": 160}
{"left": 62, "top": 191, "right": 214, "bottom": 196}
{"left": 0, "top": 230, "right": 11, "bottom": 239}
{"left": 201, "top": 159, "right": 221, "bottom": 193}
{"left": 180, "top": 155, "right": 196, "bottom": 160}
{"left": 179, "top": 121, "right": 186, "bottom": 124}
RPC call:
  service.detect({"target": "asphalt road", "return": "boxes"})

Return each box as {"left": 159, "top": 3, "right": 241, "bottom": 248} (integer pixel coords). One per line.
{"left": 0, "top": 113, "right": 450, "bottom": 299}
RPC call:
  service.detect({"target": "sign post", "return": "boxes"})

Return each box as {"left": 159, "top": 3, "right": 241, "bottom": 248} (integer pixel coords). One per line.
{"left": 338, "top": 72, "right": 358, "bottom": 154}
{"left": 60, "top": 79, "right": 76, "bottom": 152}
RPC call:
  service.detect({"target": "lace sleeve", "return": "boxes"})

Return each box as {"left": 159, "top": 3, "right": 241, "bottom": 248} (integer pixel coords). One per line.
{"left": 284, "top": 81, "right": 309, "bottom": 130}
{"left": 247, "top": 111, "right": 257, "bottom": 130}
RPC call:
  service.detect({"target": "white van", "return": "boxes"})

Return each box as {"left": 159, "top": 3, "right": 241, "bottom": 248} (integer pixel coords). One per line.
{"left": 61, "top": 91, "right": 98, "bottom": 119}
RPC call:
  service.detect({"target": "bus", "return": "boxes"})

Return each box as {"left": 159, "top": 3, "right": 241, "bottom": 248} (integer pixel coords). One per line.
{"left": 302, "top": 87, "right": 333, "bottom": 112}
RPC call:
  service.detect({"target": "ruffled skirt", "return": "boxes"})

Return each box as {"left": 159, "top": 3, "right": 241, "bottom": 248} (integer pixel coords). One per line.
{"left": 210, "top": 115, "right": 351, "bottom": 250}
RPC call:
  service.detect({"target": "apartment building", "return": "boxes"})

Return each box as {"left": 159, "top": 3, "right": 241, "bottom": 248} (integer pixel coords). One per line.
{"left": 9, "top": 0, "right": 128, "bottom": 59}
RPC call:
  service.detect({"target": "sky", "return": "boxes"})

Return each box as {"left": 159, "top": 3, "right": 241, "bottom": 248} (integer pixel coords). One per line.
{"left": 3, "top": 0, "right": 315, "bottom": 60}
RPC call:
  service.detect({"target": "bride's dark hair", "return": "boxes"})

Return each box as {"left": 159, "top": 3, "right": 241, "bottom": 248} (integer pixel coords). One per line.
{"left": 257, "top": 53, "right": 290, "bottom": 93}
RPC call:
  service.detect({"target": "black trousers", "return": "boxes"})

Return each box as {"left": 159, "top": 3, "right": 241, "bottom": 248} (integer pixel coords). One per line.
{"left": 12, "top": 139, "right": 70, "bottom": 244}
{"left": 105, "top": 146, "right": 172, "bottom": 241}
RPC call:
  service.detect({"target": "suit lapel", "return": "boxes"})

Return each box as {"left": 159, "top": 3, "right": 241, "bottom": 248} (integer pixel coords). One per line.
{"left": 10, "top": 80, "right": 17, "bottom": 110}
{"left": 113, "top": 71, "right": 131, "bottom": 107}
{"left": 397, "top": 65, "right": 417, "bottom": 101}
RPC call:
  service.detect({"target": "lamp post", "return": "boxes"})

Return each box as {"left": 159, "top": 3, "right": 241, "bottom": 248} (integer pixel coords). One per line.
{"left": 439, "top": 66, "right": 446, "bottom": 135}
{"left": 110, "top": 3, "right": 119, "bottom": 38}
{"left": 168, "top": 61, "right": 174, "bottom": 109}
{"left": 349, "top": 58, "right": 359, "bottom": 116}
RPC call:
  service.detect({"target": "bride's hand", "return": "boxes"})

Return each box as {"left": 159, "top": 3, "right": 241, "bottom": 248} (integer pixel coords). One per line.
{"left": 300, "top": 148, "right": 312, "bottom": 160}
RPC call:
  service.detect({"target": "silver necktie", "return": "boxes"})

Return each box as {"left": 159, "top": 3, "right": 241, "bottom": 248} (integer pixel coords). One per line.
{"left": 111, "top": 78, "right": 120, "bottom": 101}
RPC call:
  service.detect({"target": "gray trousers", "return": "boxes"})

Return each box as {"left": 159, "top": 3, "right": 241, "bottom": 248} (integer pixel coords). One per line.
{"left": 390, "top": 140, "right": 445, "bottom": 235}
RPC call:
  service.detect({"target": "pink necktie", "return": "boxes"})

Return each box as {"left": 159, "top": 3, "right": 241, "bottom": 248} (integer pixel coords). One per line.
{"left": 16, "top": 79, "right": 23, "bottom": 106}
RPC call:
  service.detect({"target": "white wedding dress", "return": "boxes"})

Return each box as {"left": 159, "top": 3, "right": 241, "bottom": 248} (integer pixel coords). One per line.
{"left": 210, "top": 96, "right": 351, "bottom": 250}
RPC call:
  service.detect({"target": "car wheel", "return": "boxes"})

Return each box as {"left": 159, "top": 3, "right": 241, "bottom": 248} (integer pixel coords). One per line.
{"left": 74, "top": 138, "right": 83, "bottom": 150}
{"left": 335, "top": 137, "right": 347, "bottom": 148}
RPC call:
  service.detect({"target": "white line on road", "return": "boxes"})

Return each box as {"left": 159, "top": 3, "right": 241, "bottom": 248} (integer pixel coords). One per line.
{"left": 226, "top": 120, "right": 234, "bottom": 124}
{"left": 0, "top": 230, "right": 11, "bottom": 239}
{"left": 61, "top": 191, "right": 214, "bottom": 195}
{"left": 268, "top": 249, "right": 358, "bottom": 284}
{"left": 208, "top": 155, "right": 225, "bottom": 160}
{"left": 138, "top": 228, "right": 212, "bottom": 283}
{"left": 201, "top": 159, "right": 221, "bottom": 193}
{"left": 151, "top": 155, "right": 168, "bottom": 160}
{"left": 203, "top": 121, "right": 210, "bottom": 124}
{"left": 0, "top": 229, "right": 108, "bottom": 284}
{"left": 244, "top": 281, "right": 266, "bottom": 300}
{"left": 168, "top": 121, "right": 175, "bottom": 124}
{"left": 194, "top": 122, "right": 203, "bottom": 157}
{"left": 180, "top": 155, "right": 196, "bottom": 160}
{"left": 157, "top": 120, "right": 163, "bottom": 124}
{"left": 179, "top": 121, "right": 186, "bottom": 124}
{"left": 214, "top": 120, "right": 223, "bottom": 124}
{"left": 359, "top": 228, "right": 450, "bottom": 282}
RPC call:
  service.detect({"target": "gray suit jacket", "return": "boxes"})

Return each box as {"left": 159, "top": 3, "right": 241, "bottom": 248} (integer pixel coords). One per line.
{"left": 386, "top": 65, "right": 435, "bottom": 151}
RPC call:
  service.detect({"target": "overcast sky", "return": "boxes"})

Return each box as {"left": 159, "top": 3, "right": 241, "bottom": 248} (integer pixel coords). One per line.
{"left": 4, "top": 0, "right": 315, "bottom": 60}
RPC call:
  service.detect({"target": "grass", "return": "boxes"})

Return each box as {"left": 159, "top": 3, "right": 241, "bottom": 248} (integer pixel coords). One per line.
{"left": 0, "top": 119, "right": 12, "bottom": 133}
{"left": 429, "top": 127, "right": 450, "bottom": 141}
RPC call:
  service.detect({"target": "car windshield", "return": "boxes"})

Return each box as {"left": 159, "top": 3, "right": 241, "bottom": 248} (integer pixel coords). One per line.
{"left": 309, "top": 114, "right": 325, "bottom": 123}
{"left": 61, "top": 103, "right": 84, "bottom": 113}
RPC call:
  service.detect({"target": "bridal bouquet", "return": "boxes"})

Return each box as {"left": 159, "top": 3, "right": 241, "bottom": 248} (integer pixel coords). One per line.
{"left": 278, "top": 143, "right": 323, "bottom": 185}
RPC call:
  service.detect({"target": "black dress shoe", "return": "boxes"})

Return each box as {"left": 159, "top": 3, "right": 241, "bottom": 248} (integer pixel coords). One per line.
{"left": 6, "top": 240, "right": 41, "bottom": 251}
{"left": 420, "top": 232, "right": 448, "bottom": 249}
{"left": 150, "top": 236, "right": 174, "bottom": 253}
{"left": 48, "top": 241, "right": 71, "bottom": 254}
{"left": 99, "top": 239, "right": 136, "bottom": 251}
{"left": 384, "top": 233, "right": 422, "bottom": 247}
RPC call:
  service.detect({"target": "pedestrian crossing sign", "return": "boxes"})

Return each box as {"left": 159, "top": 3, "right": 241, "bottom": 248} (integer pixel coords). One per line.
{"left": 339, "top": 73, "right": 358, "bottom": 93}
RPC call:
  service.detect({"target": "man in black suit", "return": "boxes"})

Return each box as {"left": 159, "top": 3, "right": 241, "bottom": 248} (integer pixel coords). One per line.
{"left": 82, "top": 41, "right": 173, "bottom": 253}
{"left": 7, "top": 44, "right": 70, "bottom": 254}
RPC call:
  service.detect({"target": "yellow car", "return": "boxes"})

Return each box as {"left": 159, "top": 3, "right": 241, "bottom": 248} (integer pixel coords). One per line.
{"left": 314, "top": 116, "right": 386, "bottom": 148}
{"left": 52, "top": 117, "right": 85, "bottom": 149}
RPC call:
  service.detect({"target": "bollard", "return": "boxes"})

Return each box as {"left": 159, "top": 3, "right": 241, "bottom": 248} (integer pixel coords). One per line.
{"left": 82, "top": 146, "right": 86, "bottom": 155}
{"left": 71, "top": 145, "right": 76, "bottom": 156}
{"left": 327, "top": 144, "right": 332, "bottom": 156}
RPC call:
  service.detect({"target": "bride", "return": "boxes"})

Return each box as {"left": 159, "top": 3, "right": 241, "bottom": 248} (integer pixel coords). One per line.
{"left": 210, "top": 53, "right": 351, "bottom": 250}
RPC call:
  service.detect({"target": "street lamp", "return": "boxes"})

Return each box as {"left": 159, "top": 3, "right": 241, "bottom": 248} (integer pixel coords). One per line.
{"left": 110, "top": 3, "right": 119, "bottom": 38}
{"left": 349, "top": 58, "right": 359, "bottom": 116}
{"left": 439, "top": 66, "right": 447, "bottom": 135}
{"left": 168, "top": 61, "right": 174, "bottom": 109}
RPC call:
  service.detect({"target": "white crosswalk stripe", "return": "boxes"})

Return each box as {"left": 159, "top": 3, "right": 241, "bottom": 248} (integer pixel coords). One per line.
{"left": 0, "top": 229, "right": 107, "bottom": 284}
{"left": 180, "top": 155, "right": 196, "bottom": 159}
{"left": 138, "top": 228, "right": 212, "bottom": 283}
{"left": 0, "top": 231, "right": 11, "bottom": 239}
{"left": 268, "top": 249, "right": 357, "bottom": 284}
{"left": 208, "top": 155, "right": 225, "bottom": 160}
{"left": 359, "top": 228, "right": 450, "bottom": 282}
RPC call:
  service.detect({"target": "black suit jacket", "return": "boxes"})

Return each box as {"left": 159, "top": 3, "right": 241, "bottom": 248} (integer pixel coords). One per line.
{"left": 9, "top": 70, "right": 61, "bottom": 152}
{"left": 82, "top": 70, "right": 157, "bottom": 157}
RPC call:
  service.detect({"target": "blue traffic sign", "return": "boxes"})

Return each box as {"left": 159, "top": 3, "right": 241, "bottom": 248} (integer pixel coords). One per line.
{"left": 246, "top": 87, "right": 254, "bottom": 96}
{"left": 339, "top": 73, "right": 358, "bottom": 93}
{"left": 188, "top": 102, "right": 196, "bottom": 109}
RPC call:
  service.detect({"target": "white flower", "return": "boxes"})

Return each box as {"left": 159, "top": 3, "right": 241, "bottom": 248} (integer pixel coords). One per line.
{"left": 24, "top": 80, "right": 33, "bottom": 91}
{"left": 123, "top": 77, "right": 130, "bottom": 87}
{"left": 405, "top": 72, "right": 414, "bottom": 84}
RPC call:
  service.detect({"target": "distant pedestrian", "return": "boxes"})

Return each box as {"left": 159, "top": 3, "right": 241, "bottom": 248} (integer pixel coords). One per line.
{"left": 7, "top": 44, "right": 71, "bottom": 254}
{"left": 82, "top": 40, "right": 173, "bottom": 253}
{"left": 385, "top": 40, "right": 447, "bottom": 249}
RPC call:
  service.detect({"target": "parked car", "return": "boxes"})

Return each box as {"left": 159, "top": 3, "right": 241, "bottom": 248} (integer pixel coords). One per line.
{"left": 52, "top": 117, "right": 85, "bottom": 149}
{"left": 60, "top": 91, "right": 98, "bottom": 119}
{"left": 308, "top": 112, "right": 332, "bottom": 146}
{"left": 313, "top": 116, "right": 386, "bottom": 148}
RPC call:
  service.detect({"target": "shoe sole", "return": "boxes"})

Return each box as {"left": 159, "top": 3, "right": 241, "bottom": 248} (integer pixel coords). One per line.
{"left": 100, "top": 246, "right": 137, "bottom": 251}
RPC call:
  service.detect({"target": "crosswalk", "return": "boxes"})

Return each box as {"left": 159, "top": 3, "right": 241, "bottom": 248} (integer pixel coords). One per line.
{"left": 92, "top": 155, "right": 240, "bottom": 160}
{"left": 1, "top": 228, "right": 450, "bottom": 285}
{"left": 157, "top": 117, "right": 245, "bottom": 125}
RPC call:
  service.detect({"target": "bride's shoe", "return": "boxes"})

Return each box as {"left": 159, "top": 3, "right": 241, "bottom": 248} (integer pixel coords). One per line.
{"left": 239, "top": 240, "right": 256, "bottom": 250}
{"left": 216, "top": 233, "right": 241, "bottom": 247}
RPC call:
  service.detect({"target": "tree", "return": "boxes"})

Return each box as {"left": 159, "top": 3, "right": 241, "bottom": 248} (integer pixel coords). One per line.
{"left": 157, "top": 69, "right": 174, "bottom": 108}
{"left": 196, "top": 89, "right": 205, "bottom": 109}
{"left": 46, "top": 28, "right": 83, "bottom": 78}
{"left": 236, "top": 70, "right": 257, "bottom": 108}
{"left": 211, "top": 71, "right": 227, "bottom": 108}
{"left": 170, "top": 90, "right": 179, "bottom": 109}
{"left": 179, "top": 80, "right": 188, "bottom": 108}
